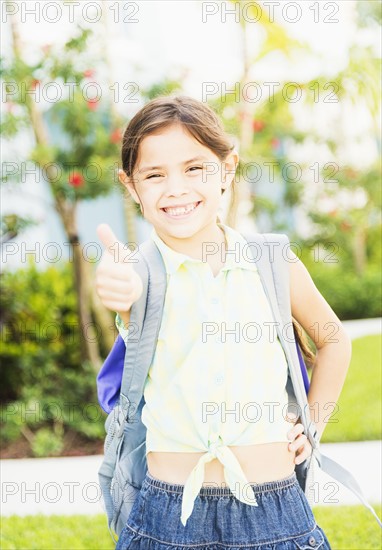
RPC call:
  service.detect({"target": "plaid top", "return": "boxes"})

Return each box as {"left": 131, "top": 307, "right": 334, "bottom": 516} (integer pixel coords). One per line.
{"left": 115, "top": 223, "right": 292, "bottom": 527}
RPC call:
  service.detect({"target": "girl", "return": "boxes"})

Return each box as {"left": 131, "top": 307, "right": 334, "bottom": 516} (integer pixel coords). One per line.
{"left": 95, "top": 95, "right": 352, "bottom": 549}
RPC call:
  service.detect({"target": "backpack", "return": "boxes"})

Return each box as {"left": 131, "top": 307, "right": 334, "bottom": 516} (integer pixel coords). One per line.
{"left": 97, "top": 232, "right": 382, "bottom": 543}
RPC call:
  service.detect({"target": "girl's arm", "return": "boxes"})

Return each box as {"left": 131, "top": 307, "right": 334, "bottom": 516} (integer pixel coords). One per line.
{"left": 288, "top": 251, "right": 352, "bottom": 440}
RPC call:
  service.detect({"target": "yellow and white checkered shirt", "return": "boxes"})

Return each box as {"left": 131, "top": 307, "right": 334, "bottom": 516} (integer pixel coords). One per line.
{"left": 116, "top": 223, "right": 292, "bottom": 526}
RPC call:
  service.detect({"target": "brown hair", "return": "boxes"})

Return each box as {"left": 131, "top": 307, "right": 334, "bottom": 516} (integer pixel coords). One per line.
{"left": 292, "top": 319, "right": 316, "bottom": 369}
{"left": 121, "top": 94, "right": 235, "bottom": 185}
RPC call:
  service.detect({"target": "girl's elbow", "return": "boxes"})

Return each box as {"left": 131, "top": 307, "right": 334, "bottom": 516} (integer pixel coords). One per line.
{"left": 317, "top": 323, "right": 352, "bottom": 360}
{"left": 338, "top": 324, "right": 352, "bottom": 362}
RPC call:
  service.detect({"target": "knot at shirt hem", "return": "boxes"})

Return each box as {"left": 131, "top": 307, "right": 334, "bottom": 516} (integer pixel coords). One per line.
{"left": 180, "top": 443, "right": 258, "bottom": 527}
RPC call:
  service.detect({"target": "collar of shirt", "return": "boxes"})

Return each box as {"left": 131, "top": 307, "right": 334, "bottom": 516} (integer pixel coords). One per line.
{"left": 149, "top": 223, "right": 258, "bottom": 276}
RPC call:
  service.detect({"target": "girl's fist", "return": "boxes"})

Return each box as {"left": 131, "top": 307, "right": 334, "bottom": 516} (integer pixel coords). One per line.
{"left": 95, "top": 223, "right": 143, "bottom": 314}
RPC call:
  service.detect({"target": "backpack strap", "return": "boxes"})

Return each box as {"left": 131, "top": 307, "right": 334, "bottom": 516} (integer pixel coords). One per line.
{"left": 263, "top": 232, "right": 319, "bottom": 447}
{"left": 242, "top": 231, "right": 381, "bottom": 528}
{"left": 98, "top": 239, "right": 167, "bottom": 542}
{"left": 241, "top": 231, "right": 318, "bottom": 446}
{"left": 119, "top": 239, "right": 167, "bottom": 421}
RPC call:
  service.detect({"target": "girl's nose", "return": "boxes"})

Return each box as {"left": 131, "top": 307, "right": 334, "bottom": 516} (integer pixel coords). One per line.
{"left": 164, "top": 174, "right": 190, "bottom": 197}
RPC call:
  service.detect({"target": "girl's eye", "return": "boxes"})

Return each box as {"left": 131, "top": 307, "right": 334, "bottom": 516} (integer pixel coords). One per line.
{"left": 146, "top": 167, "right": 202, "bottom": 179}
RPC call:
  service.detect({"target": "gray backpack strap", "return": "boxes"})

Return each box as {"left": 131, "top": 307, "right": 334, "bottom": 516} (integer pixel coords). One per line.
{"left": 119, "top": 239, "right": 167, "bottom": 418}
{"left": 242, "top": 231, "right": 381, "bottom": 528}
{"left": 241, "top": 231, "right": 318, "bottom": 446}
{"left": 98, "top": 239, "right": 167, "bottom": 542}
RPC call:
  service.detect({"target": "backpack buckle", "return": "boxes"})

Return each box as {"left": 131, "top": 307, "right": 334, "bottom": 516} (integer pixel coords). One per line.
{"left": 307, "top": 421, "right": 320, "bottom": 448}
{"left": 113, "top": 393, "right": 131, "bottom": 438}
{"left": 115, "top": 405, "right": 127, "bottom": 438}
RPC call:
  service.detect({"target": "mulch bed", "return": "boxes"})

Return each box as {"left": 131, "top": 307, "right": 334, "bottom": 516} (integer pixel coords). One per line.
{"left": 0, "top": 431, "right": 104, "bottom": 459}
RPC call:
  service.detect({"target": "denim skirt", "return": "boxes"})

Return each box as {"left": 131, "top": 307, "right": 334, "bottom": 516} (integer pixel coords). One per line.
{"left": 115, "top": 470, "right": 332, "bottom": 549}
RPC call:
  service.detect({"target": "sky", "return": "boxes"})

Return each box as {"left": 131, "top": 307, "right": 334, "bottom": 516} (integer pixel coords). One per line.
{"left": 2, "top": 1, "right": 377, "bottom": 99}
{"left": 2, "top": 1, "right": 379, "bottom": 150}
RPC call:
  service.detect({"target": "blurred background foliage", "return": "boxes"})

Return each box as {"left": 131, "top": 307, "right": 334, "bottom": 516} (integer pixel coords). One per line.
{"left": 0, "top": 259, "right": 106, "bottom": 457}
{"left": 1, "top": 0, "right": 380, "bottom": 457}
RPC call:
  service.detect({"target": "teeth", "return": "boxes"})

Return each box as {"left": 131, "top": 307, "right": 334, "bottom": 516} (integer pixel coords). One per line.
{"left": 164, "top": 202, "right": 199, "bottom": 216}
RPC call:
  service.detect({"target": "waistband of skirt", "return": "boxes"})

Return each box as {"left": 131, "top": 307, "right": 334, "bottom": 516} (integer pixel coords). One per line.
{"left": 144, "top": 470, "right": 298, "bottom": 497}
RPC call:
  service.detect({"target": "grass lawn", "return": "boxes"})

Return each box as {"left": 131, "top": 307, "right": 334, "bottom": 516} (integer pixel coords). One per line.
{"left": 1, "top": 507, "right": 381, "bottom": 549}
{"left": 319, "top": 334, "right": 381, "bottom": 443}
{"left": 312, "top": 505, "right": 382, "bottom": 549}
{"left": 0, "top": 515, "right": 114, "bottom": 550}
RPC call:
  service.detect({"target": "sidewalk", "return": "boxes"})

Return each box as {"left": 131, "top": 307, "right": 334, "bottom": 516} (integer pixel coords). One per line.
{"left": 341, "top": 317, "right": 381, "bottom": 339}
{"left": 1, "top": 441, "right": 381, "bottom": 516}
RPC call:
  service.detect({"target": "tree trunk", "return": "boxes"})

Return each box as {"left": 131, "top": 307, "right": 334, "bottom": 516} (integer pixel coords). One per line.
{"left": 56, "top": 199, "right": 102, "bottom": 370}
{"left": 9, "top": 6, "right": 101, "bottom": 370}
{"left": 226, "top": 20, "right": 252, "bottom": 230}
{"left": 84, "top": 258, "right": 116, "bottom": 351}
{"left": 353, "top": 224, "right": 366, "bottom": 276}
{"left": 85, "top": 6, "right": 138, "bottom": 351}
{"left": 100, "top": 6, "right": 139, "bottom": 246}
{"left": 123, "top": 194, "right": 138, "bottom": 244}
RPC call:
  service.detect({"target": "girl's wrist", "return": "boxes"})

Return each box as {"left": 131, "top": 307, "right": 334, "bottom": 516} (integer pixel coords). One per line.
{"left": 117, "top": 310, "right": 130, "bottom": 328}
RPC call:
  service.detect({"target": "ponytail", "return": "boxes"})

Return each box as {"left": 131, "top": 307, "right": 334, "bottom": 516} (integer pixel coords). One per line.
{"left": 292, "top": 318, "right": 316, "bottom": 369}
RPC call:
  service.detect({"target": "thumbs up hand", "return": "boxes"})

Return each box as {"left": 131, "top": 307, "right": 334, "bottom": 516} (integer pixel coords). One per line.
{"left": 95, "top": 224, "right": 143, "bottom": 320}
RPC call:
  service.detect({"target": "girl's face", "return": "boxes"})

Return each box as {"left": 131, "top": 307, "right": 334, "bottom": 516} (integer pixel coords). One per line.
{"left": 119, "top": 123, "right": 238, "bottom": 245}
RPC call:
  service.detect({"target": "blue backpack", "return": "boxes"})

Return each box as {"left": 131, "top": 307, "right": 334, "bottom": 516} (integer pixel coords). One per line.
{"left": 97, "top": 232, "right": 381, "bottom": 543}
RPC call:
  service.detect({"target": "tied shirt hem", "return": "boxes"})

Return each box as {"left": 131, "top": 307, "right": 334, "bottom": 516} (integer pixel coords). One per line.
{"left": 180, "top": 440, "right": 258, "bottom": 527}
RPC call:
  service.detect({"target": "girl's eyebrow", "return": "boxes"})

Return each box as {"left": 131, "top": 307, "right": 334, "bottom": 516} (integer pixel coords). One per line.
{"left": 138, "top": 155, "right": 210, "bottom": 174}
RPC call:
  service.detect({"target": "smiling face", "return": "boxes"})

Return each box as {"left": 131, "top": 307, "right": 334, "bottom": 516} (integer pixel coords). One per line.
{"left": 119, "top": 123, "right": 238, "bottom": 250}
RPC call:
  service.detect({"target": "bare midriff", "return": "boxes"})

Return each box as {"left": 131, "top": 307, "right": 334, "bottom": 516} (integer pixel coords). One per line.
{"left": 147, "top": 442, "right": 296, "bottom": 486}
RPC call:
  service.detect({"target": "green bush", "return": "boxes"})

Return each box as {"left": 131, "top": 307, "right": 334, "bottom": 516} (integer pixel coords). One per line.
{"left": 31, "top": 427, "right": 65, "bottom": 458}
{"left": 298, "top": 248, "right": 381, "bottom": 320}
{"left": 313, "top": 267, "right": 380, "bottom": 320}
{"left": 0, "top": 259, "right": 105, "bottom": 456}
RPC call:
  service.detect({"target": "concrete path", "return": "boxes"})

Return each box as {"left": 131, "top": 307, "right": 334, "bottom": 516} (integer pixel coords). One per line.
{"left": 341, "top": 318, "right": 381, "bottom": 339}
{"left": 1, "top": 454, "right": 105, "bottom": 516}
{"left": 1, "top": 441, "right": 381, "bottom": 516}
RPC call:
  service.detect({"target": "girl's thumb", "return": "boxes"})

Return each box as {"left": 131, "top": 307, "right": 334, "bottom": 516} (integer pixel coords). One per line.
{"left": 97, "top": 223, "right": 132, "bottom": 264}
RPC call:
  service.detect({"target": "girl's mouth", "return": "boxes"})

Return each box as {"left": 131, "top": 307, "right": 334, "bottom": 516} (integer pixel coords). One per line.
{"left": 161, "top": 201, "right": 202, "bottom": 219}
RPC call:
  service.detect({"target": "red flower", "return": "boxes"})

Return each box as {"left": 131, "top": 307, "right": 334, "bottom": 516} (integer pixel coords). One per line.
{"left": 31, "top": 79, "right": 40, "bottom": 89}
{"left": 340, "top": 220, "right": 352, "bottom": 232}
{"left": 86, "top": 98, "right": 99, "bottom": 111}
{"left": 345, "top": 168, "right": 358, "bottom": 179}
{"left": 110, "top": 129, "right": 122, "bottom": 144}
{"left": 83, "top": 69, "right": 95, "bottom": 79}
{"left": 252, "top": 119, "right": 265, "bottom": 132}
{"left": 68, "top": 172, "right": 84, "bottom": 187}
{"left": 271, "top": 137, "right": 280, "bottom": 149}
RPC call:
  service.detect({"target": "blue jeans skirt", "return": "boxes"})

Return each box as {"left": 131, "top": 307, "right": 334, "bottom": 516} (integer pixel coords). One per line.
{"left": 115, "top": 470, "right": 332, "bottom": 549}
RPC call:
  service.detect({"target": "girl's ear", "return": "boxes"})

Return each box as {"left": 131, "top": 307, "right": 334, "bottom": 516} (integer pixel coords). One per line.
{"left": 118, "top": 169, "right": 140, "bottom": 204}
{"left": 222, "top": 150, "right": 239, "bottom": 192}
